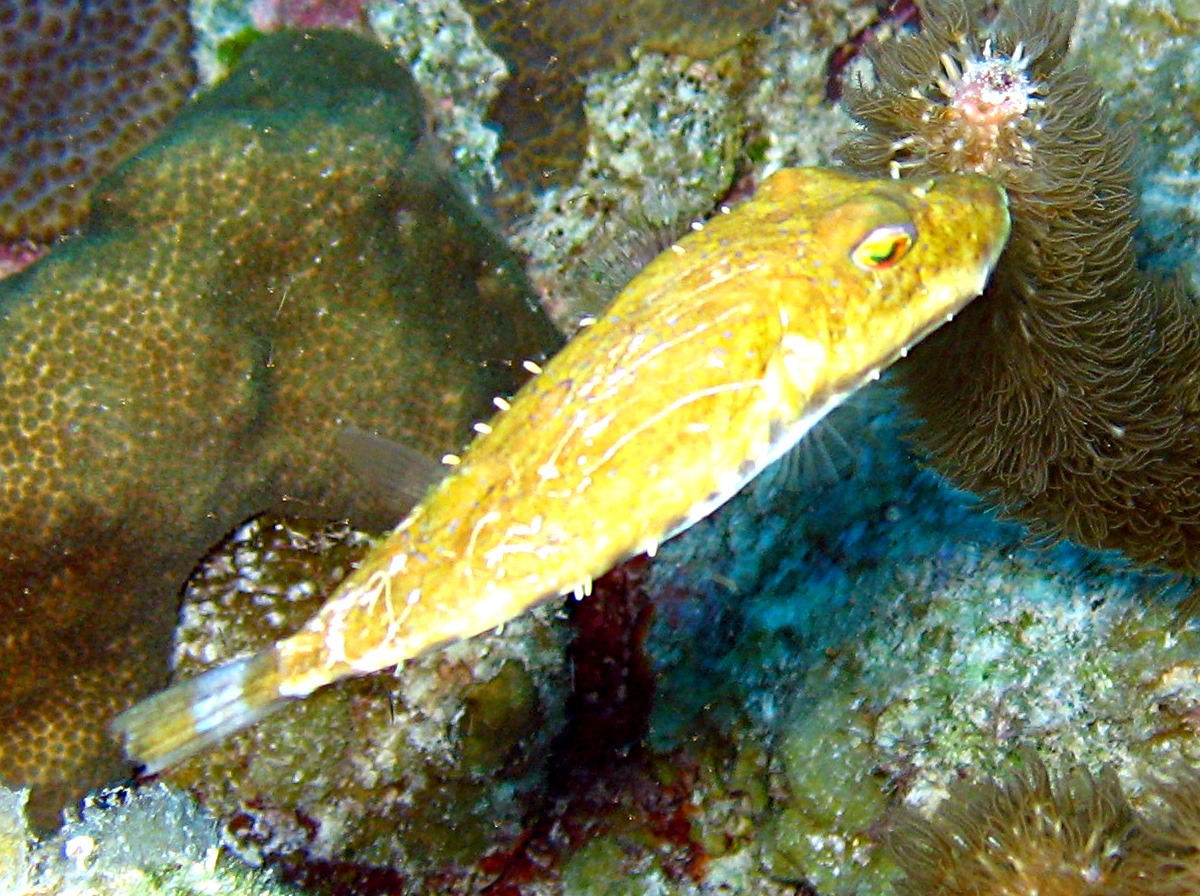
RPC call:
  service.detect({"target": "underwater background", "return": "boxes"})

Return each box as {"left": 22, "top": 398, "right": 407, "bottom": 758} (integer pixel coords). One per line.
{"left": 3, "top": 0, "right": 1200, "bottom": 893}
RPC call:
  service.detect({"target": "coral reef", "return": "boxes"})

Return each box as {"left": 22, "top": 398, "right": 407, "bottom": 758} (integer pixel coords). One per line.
{"left": 638, "top": 378, "right": 1200, "bottom": 895}
{"left": 0, "top": 28, "right": 561, "bottom": 825}
{"left": 0, "top": 781, "right": 297, "bottom": 895}
{"left": 39, "top": 386, "right": 1200, "bottom": 894}
{"left": 0, "top": 0, "right": 195, "bottom": 243}
{"left": 24, "top": 0, "right": 1195, "bottom": 890}
{"left": 839, "top": 0, "right": 1200, "bottom": 576}
{"left": 457, "top": 0, "right": 784, "bottom": 197}
{"left": 162, "top": 515, "right": 569, "bottom": 879}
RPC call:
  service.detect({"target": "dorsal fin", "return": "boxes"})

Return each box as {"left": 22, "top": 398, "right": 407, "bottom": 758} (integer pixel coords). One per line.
{"left": 335, "top": 425, "right": 448, "bottom": 518}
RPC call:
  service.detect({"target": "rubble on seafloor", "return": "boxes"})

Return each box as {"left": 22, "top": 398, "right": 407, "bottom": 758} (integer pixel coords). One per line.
{"left": 0, "top": 782, "right": 298, "bottom": 895}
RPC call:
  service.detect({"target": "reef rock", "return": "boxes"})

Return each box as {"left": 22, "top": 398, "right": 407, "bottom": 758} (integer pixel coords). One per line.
{"left": 0, "top": 781, "right": 299, "bottom": 895}
{"left": 0, "top": 29, "right": 562, "bottom": 826}
{"left": 460, "top": 0, "right": 784, "bottom": 195}
{"left": 165, "top": 515, "right": 570, "bottom": 878}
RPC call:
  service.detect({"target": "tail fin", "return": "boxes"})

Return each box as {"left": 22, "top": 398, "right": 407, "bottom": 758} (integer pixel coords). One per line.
{"left": 111, "top": 647, "right": 290, "bottom": 773}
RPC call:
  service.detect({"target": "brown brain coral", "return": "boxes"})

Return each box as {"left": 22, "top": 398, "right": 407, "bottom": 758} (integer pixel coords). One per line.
{"left": 0, "top": 28, "right": 561, "bottom": 828}
{"left": 0, "top": 0, "right": 196, "bottom": 242}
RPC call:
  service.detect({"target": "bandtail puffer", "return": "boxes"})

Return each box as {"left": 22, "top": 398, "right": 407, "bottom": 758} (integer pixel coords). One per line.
{"left": 113, "top": 167, "right": 1010, "bottom": 772}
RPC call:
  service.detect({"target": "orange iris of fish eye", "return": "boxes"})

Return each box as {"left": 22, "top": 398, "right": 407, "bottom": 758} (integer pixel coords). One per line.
{"left": 851, "top": 223, "right": 916, "bottom": 270}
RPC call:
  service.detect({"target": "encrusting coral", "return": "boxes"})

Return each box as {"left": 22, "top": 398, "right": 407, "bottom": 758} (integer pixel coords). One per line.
{"left": 0, "top": 0, "right": 196, "bottom": 243}
{"left": 0, "top": 29, "right": 562, "bottom": 827}
{"left": 839, "top": 0, "right": 1200, "bottom": 576}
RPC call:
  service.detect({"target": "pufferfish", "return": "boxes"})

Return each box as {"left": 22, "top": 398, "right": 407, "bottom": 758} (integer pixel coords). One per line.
{"left": 113, "top": 167, "right": 1009, "bottom": 772}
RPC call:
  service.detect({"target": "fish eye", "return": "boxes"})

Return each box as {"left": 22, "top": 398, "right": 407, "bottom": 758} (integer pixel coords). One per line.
{"left": 850, "top": 222, "right": 917, "bottom": 270}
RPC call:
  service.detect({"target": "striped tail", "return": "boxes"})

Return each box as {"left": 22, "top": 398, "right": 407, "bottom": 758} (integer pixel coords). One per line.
{"left": 111, "top": 647, "right": 290, "bottom": 773}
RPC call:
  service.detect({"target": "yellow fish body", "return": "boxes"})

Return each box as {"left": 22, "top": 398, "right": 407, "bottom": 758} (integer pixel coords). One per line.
{"left": 114, "top": 168, "right": 1009, "bottom": 771}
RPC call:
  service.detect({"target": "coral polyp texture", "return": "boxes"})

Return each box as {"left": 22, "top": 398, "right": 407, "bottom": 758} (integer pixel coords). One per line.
{"left": 886, "top": 757, "right": 1135, "bottom": 896}
{"left": 0, "top": 28, "right": 561, "bottom": 827}
{"left": 0, "top": 0, "right": 196, "bottom": 242}
{"left": 839, "top": 0, "right": 1200, "bottom": 576}
{"left": 886, "top": 758, "right": 1200, "bottom": 896}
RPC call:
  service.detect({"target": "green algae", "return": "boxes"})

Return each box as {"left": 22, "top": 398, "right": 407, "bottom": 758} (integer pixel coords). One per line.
{"left": 561, "top": 836, "right": 665, "bottom": 896}
{"left": 190, "top": 0, "right": 258, "bottom": 83}
{"left": 214, "top": 26, "right": 264, "bottom": 70}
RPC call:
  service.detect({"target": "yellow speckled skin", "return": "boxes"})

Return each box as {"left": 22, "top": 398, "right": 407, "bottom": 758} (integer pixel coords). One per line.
{"left": 115, "top": 168, "right": 1009, "bottom": 770}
